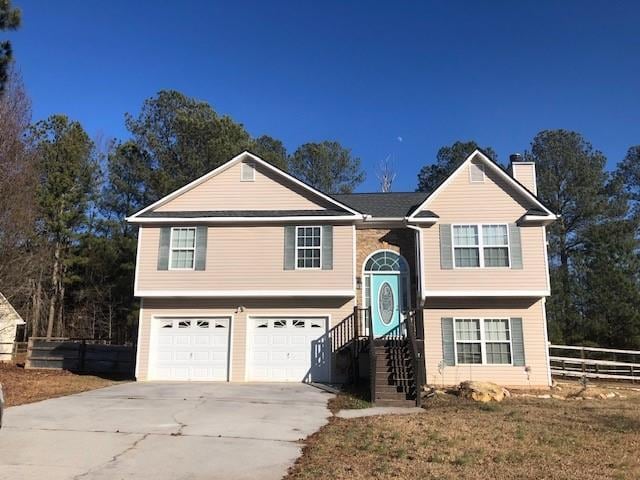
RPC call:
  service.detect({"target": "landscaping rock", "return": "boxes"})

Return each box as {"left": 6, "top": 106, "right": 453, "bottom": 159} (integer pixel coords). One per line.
{"left": 457, "top": 381, "right": 510, "bottom": 403}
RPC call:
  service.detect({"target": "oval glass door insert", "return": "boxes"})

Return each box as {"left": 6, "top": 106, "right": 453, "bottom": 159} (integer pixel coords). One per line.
{"left": 378, "top": 282, "right": 395, "bottom": 325}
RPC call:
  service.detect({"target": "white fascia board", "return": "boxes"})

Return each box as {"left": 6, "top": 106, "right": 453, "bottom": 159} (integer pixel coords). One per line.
{"left": 135, "top": 289, "right": 356, "bottom": 298}
{"left": 126, "top": 151, "right": 363, "bottom": 221}
{"left": 128, "top": 215, "right": 361, "bottom": 224}
{"left": 406, "top": 217, "right": 438, "bottom": 224}
{"left": 423, "top": 289, "right": 550, "bottom": 298}
{"left": 519, "top": 214, "right": 557, "bottom": 225}
{"left": 408, "top": 150, "right": 555, "bottom": 220}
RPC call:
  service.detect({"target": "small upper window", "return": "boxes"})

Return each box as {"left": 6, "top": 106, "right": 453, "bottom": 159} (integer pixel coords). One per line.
{"left": 296, "top": 226, "right": 321, "bottom": 269}
{"left": 241, "top": 162, "right": 256, "bottom": 181}
{"left": 469, "top": 162, "right": 485, "bottom": 183}
{"left": 170, "top": 227, "right": 196, "bottom": 269}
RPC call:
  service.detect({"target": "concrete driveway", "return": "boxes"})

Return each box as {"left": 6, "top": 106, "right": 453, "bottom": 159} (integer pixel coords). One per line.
{"left": 0, "top": 382, "right": 333, "bottom": 480}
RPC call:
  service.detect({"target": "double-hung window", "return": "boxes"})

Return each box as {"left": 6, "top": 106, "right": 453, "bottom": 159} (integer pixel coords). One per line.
{"left": 452, "top": 224, "right": 509, "bottom": 268}
{"left": 170, "top": 227, "right": 196, "bottom": 270}
{"left": 454, "top": 318, "right": 512, "bottom": 365}
{"left": 296, "top": 226, "right": 321, "bottom": 269}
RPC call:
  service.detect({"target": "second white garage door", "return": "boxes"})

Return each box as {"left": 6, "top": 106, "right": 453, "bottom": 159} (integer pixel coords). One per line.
{"left": 247, "top": 317, "right": 330, "bottom": 382}
{"left": 150, "top": 317, "right": 231, "bottom": 381}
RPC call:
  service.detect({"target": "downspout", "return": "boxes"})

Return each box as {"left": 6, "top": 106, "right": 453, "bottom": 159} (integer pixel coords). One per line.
{"left": 405, "top": 223, "right": 424, "bottom": 306}
{"left": 406, "top": 221, "right": 426, "bottom": 389}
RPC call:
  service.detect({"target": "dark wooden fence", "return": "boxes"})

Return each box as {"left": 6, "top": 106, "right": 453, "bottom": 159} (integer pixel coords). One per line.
{"left": 26, "top": 337, "right": 135, "bottom": 378}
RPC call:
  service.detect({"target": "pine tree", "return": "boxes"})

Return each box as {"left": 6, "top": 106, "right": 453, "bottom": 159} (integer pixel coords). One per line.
{"left": 31, "top": 115, "right": 98, "bottom": 338}
{"left": 289, "top": 141, "right": 365, "bottom": 193}
{"left": 416, "top": 141, "right": 498, "bottom": 193}
{"left": 0, "top": 0, "right": 20, "bottom": 94}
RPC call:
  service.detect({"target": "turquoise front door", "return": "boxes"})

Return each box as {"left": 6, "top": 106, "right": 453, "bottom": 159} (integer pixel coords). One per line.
{"left": 371, "top": 274, "right": 402, "bottom": 337}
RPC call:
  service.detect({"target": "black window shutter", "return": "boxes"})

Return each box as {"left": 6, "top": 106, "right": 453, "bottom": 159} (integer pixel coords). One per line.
{"left": 157, "top": 227, "right": 171, "bottom": 270}
{"left": 195, "top": 226, "right": 208, "bottom": 271}
{"left": 284, "top": 226, "right": 295, "bottom": 270}
{"left": 321, "top": 225, "right": 333, "bottom": 270}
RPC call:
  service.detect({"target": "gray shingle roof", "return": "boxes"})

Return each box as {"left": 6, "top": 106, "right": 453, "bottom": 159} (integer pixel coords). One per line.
{"left": 414, "top": 210, "right": 439, "bottom": 218}
{"left": 332, "top": 192, "right": 429, "bottom": 218}
{"left": 525, "top": 208, "right": 549, "bottom": 216}
{"left": 138, "top": 209, "right": 352, "bottom": 218}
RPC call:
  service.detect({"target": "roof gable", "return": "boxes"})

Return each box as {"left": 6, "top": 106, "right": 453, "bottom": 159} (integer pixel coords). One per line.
{"left": 408, "top": 150, "right": 555, "bottom": 220}
{"left": 0, "top": 292, "right": 25, "bottom": 326}
{"left": 127, "top": 152, "right": 362, "bottom": 221}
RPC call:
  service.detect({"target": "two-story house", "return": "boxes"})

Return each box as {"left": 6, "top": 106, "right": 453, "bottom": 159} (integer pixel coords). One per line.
{"left": 127, "top": 149, "right": 556, "bottom": 403}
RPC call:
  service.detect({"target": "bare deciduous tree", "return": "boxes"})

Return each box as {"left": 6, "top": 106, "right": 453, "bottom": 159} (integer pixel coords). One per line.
{"left": 0, "top": 70, "right": 44, "bottom": 334}
{"left": 376, "top": 155, "right": 396, "bottom": 192}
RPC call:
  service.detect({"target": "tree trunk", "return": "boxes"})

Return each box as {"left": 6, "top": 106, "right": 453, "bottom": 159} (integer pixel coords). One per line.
{"left": 46, "top": 241, "right": 62, "bottom": 339}
{"left": 31, "top": 274, "right": 42, "bottom": 337}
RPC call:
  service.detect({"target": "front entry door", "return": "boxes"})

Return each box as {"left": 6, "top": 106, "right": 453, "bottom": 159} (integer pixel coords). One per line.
{"left": 371, "top": 274, "right": 402, "bottom": 337}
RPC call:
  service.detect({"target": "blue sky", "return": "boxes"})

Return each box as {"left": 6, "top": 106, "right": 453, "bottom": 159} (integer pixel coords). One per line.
{"left": 7, "top": 1, "right": 640, "bottom": 192}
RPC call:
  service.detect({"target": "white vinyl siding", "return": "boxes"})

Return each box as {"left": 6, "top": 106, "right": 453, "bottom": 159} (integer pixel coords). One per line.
{"left": 296, "top": 226, "right": 322, "bottom": 269}
{"left": 453, "top": 224, "right": 510, "bottom": 268}
{"left": 169, "top": 227, "right": 196, "bottom": 270}
{"left": 454, "top": 317, "right": 513, "bottom": 365}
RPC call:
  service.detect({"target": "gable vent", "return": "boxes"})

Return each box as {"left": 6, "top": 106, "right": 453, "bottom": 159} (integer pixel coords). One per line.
{"left": 241, "top": 162, "right": 255, "bottom": 182}
{"left": 469, "top": 162, "right": 485, "bottom": 183}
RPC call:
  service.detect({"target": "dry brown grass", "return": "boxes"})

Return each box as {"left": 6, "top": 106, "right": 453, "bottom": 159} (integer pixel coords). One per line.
{"left": 0, "top": 363, "right": 121, "bottom": 407}
{"left": 287, "top": 390, "right": 640, "bottom": 480}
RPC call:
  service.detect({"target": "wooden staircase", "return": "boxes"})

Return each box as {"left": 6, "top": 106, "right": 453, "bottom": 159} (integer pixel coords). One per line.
{"left": 372, "top": 338, "right": 418, "bottom": 406}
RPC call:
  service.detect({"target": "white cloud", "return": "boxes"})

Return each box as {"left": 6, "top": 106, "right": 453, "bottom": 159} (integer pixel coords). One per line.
{"left": 397, "top": 136, "right": 403, "bottom": 143}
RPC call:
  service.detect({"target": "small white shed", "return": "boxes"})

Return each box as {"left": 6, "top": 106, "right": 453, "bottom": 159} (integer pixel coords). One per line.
{"left": 0, "top": 292, "right": 25, "bottom": 361}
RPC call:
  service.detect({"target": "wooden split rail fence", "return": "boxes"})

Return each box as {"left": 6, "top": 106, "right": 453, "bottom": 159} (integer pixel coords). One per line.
{"left": 550, "top": 344, "right": 640, "bottom": 382}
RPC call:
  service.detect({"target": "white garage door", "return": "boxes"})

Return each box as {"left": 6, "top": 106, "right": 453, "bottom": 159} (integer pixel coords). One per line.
{"left": 150, "top": 317, "right": 230, "bottom": 381}
{"left": 248, "top": 317, "right": 330, "bottom": 382}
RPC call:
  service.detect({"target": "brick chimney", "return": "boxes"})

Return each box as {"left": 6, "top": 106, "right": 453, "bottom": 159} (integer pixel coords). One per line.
{"left": 509, "top": 153, "right": 537, "bottom": 195}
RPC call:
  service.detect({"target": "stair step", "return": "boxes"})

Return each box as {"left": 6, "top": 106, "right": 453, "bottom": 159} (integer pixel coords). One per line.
{"left": 375, "top": 378, "right": 416, "bottom": 385}
{"left": 375, "top": 362, "right": 412, "bottom": 368}
{"left": 375, "top": 383, "right": 417, "bottom": 390}
{"left": 375, "top": 391, "right": 414, "bottom": 400}
{"left": 374, "top": 348, "right": 409, "bottom": 354}
{"left": 374, "top": 399, "right": 417, "bottom": 407}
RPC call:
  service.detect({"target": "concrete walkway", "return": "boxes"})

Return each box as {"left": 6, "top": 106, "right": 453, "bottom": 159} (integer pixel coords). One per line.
{"left": 0, "top": 382, "right": 333, "bottom": 480}
{"left": 336, "top": 406, "right": 424, "bottom": 418}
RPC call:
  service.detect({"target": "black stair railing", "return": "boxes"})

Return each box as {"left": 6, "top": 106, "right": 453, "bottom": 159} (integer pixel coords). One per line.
{"left": 329, "top": 306, "right": 371, "bottom": 383}
{"left": 405, "top": 310, "right": 425, "bottom": 407}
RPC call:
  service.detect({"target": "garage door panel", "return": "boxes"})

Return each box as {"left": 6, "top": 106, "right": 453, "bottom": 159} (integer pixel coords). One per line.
{"left": 248, "top": 317, "right": 330, "bottom": 382}
{"left": 150, "top": 317, "right": 230, "bottom": 381}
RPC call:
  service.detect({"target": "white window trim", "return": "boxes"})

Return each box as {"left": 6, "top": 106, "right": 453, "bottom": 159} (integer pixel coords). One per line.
{"left": 469, "top": 162, "right": 485, "bottom": 183}
{"left": 168, "top": 227, "right": 197, "bottom": 271}
{"left": 453, "top": 317, "right": 514, "bottom": 366}
{"left": 295, "top": 225, "right": 322, "bottom": 270}
{"left": 451, "top": 223, "right": 511, "bottom": 269}
{"left": 240, "top": 162, "right": 256, "bottom": 182}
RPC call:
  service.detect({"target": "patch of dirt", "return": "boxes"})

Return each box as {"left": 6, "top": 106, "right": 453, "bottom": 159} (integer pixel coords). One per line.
{"left": 0, "top": 363, "right": 122, "bottom": 407}
{"left": 287, "top": 389, "right": 640, "bottom": 480}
